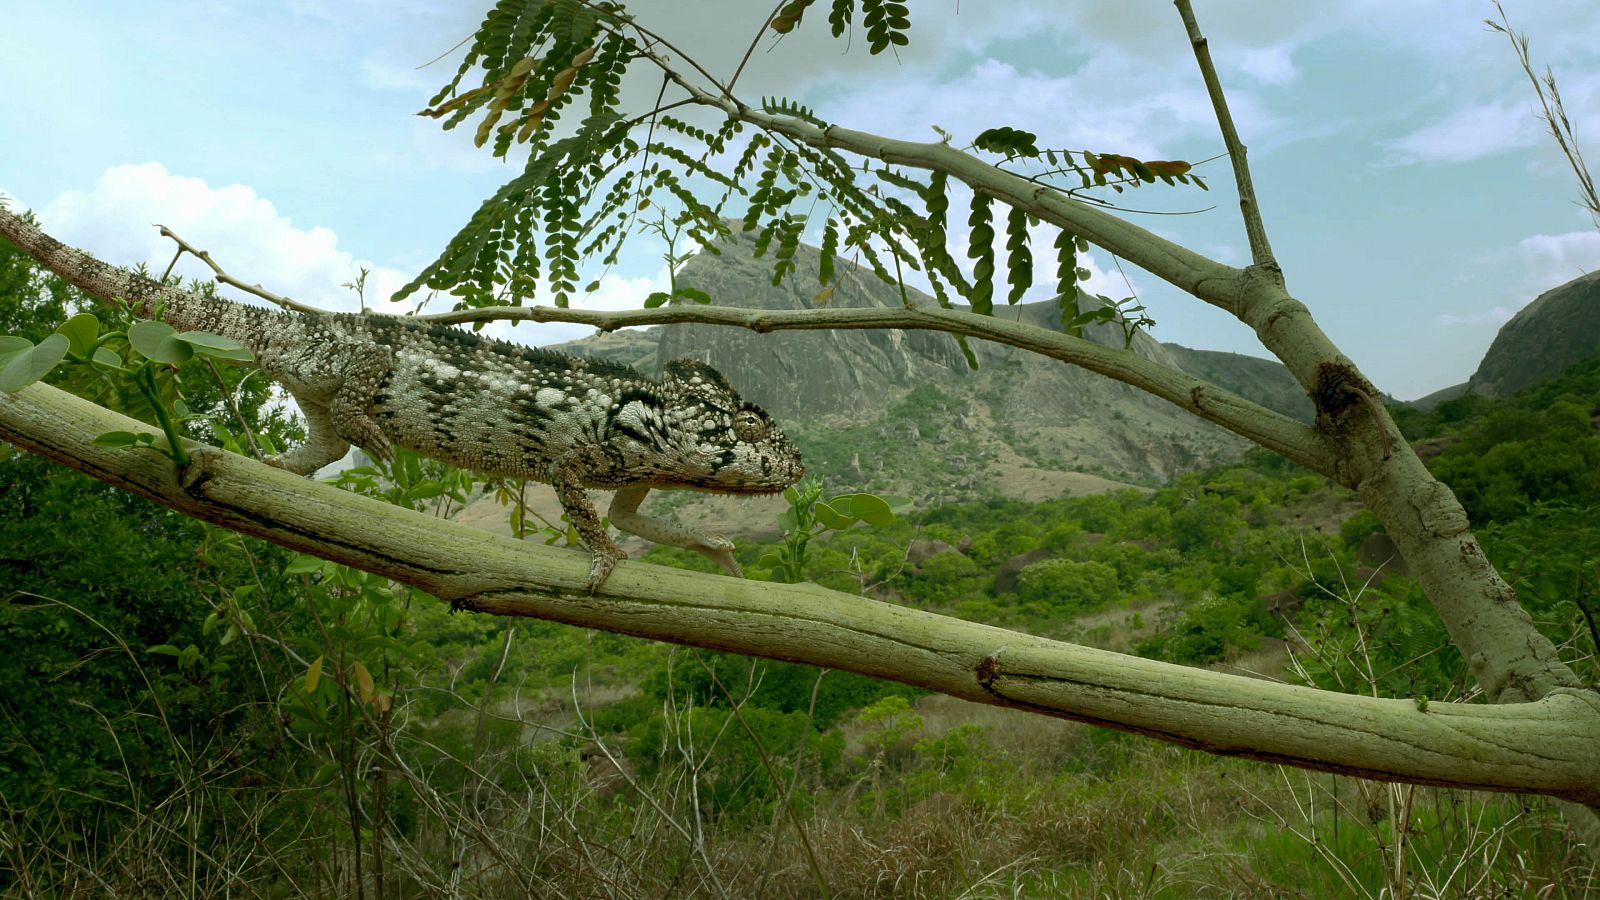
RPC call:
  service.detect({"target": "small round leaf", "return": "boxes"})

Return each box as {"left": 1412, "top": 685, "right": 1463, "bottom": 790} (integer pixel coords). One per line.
{"left": 91, "top": 346, "right": 124, "bottom": 370}
{"left": 177, "top": 330, "right": 255, "bottom": 362}
{"left": 0, "top": 334, "right": 69, "bottom": 392}
{"left": 55, "top": 313, "right": 101, "bottom": 356}
{"left": 0, "top": 335, "right": 31, "bottom": 361}
{"left": 833, "top": 493, "right": 895, "bottom": 526}
{"left": 129, "top": 320, "right": 193, "bottom": 364}
{"left": 812, "top": 501, "right": 856, "bottom": 531}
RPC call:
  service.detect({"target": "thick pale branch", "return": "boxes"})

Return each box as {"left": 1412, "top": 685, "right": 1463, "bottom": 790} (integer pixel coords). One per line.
{"left": 424, "top": 302, "right": 1331, "bottom": 474}
{"left": 4, "top": 381, "right": 1599, "bottom": 803}
{"left": 622, "top": 43, "right": 1591, "bottom": 714}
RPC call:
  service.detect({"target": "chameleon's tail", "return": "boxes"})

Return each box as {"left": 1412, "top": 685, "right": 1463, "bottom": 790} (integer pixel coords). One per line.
{"left": 0, "top": 205, "right": 219, "bottom": 331}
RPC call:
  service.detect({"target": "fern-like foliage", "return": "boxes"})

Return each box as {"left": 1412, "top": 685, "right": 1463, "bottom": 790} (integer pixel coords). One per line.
{"left": 404, "top": 0, "right": 1205, "bottom": 342}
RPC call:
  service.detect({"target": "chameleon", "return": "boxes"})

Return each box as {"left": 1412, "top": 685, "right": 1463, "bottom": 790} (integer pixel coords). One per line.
{"left": 0, "top": 209, "right": 805, "bottom": 590}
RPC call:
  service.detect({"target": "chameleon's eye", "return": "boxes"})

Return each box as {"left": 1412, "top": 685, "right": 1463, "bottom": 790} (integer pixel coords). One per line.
{"left": 732, "top": 408, "right": 769, "bottom": 442}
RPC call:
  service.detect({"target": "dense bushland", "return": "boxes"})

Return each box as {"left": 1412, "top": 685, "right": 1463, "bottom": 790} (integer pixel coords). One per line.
{"left": 3, "top": 241, "right": 1599, "bottom": 896}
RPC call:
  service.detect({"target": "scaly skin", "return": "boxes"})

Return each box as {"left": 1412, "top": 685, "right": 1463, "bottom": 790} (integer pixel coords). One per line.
{"left": 0, "top": 209, "right": 805, "bottom": 590}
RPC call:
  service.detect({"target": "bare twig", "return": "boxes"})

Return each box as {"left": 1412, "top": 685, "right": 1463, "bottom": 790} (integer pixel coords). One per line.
{"left": 1488, "top": 2, "right": 1600, "bottom": 230}
{"left": 156, "top": 224, "right": 326, "bottom": 314}
{"left": 201, "top": 358, "right": 267, "bottom": 461}
{"left": 728, "top": 1, "right": 786, "bottom": 94}
{"left": 1173, "top": 0, "right": 1278, "bottom": 271}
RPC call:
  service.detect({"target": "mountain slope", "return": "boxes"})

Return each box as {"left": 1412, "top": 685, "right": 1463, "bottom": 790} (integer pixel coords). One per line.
{"left": 1468, "top": 269, "right": 1600, "bottom": 399}
{"left": 552, "top": 226, "right": 1312, "bottom": 496}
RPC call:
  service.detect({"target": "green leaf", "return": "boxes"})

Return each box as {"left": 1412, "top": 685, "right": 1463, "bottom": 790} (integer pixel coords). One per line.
{"left": 955, "top": 334, "right": 978, "bottom": 369}
{"left": 146, "top": 644, "right": 182, "bottom": 657}
{"left": 403, "top": 481, "right": 445, "bottom": 502}
{"left": 285, "top": 554, "right": 326, "bottom": 575}
{"left": 643, "top": 291, "right": 672, "bottom": 309}
{"left": 972, "top": 126, "right": 1040, "bottom": 157}
{"left": 0, "top": 334, "right": 69, "bottom": 392}
{"left": 966, "top": 193, "right": 995, "bottom": 315}
{"left": 304, "top": 655, "right": 325, "bottom": 693}
{"left": 55, "top": 313, "right": 101, "bottom": 357}
{"left": 176, "top": 331, "right": 255, "bottom": 362}
{"left": 1005, "top": 205, "right": 1032, "bottom": 305}
{"left": 91, "top": 346, "right": 124, "bottom": 370}
{"left": 771, "top": 0, "right": 815, "bottom": 33}
{"left": 675, "top": 287, "right": 712, "bottom": 304}
{"left": 354, "top": 661, "right": 376, "bottom": 702}
{"left": 1054, "top": 229, "right": 1078, "bottom": 302}
{"left": 819, "top": 217, "right": 839, "bottom": 285}
{"left": 0, "top": 335, "right": 30, "bottom": 362}
{"left": 832, "top": 493, "right": 895, "bottom": 526}
{"left": 129, "top": 320, "right": 193, "bottom": 364}
{"left": 813, "top": 500, "right": 855, "bottom": 530}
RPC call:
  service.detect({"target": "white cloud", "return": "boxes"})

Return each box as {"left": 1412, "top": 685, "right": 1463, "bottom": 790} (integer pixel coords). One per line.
{"left": 1436, "top": 228, "right": 1599, "bottom": 327}
{"left": 815, "top": 56, "right": 1246, "bottom": 161}
{"left": 1516, "top": 228, "right": 1600, "bottom": 292}
{"left": 40, "top": 163, "right": 415, "bottom": 317}
{"left": 1234, "top": 46, "right": 1297, "bottom": 86}
{"left": 1386, "top": 101, "right": 1535, "bottom": 165}
{"left": 361, "top": 58, "right": 436, "bottom": 93}
{"left": 33, "top": 162, "right": 681, "bottom": 350}
{"left": 1435, "top": 306, "right": 1516, "bottom": 327}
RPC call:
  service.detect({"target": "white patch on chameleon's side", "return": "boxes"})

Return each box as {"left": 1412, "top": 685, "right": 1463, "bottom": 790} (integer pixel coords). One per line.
{"left": 535, "top": 387, "right": 566, "bottom": 407}
{"left": 426, "top": 360, "right": 462, "bottom": 381}
{"left": 614, "top": 400, "right": 658, "bottom": 435}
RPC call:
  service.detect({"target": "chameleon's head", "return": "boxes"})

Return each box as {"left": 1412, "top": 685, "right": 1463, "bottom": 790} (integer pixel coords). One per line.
{"left": 653, "top": 359, "right": 804, "bottom": 493}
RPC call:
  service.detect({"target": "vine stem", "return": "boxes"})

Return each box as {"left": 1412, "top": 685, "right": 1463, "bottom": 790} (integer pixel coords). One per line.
{"left": 137, "top": 365, "right": 190, "bottom": 467}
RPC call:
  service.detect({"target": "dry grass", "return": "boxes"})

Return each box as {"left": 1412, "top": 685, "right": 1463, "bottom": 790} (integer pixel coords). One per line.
{"left": 6, "top": 592, "right": 1594, "bottom": 899}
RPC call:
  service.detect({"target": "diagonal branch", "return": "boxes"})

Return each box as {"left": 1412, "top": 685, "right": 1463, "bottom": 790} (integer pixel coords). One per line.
{"left": 1174, "top": 0, "right": 1278, "bottom": 271}
{"left": 422, "top": 300, "right": 1332, "bottom": 476}
{"left": 624, "top": 35, "right": 1246, "bottom": 314}
{"left": 3, "top": 379, "right": 1598, "bottom": 803}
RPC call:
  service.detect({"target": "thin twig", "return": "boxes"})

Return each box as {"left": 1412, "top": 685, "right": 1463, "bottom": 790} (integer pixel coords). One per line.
{"left": 1488, "top": 2, "right": 1600, "bottom": 230}
{"left": 407, "top": 298, "right": 1331, "bottom": 475}
{"left": 202, "top": 358, "right": 266, "bottom": 461}
{"left": 156, "top": 224, "right": 326, "bottom": 314}
{"left": 1173, "top": 0, "right": 1278, "bottom": 271}
{"left": 729, "top": 1, "right": 786, "bottom": 94}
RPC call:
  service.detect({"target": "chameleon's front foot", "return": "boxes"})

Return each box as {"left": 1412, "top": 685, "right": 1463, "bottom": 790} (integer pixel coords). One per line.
{"left": 584, "top": 545, "right": 627, "bottom": 593}
{"left": 607, "top": 486, "right": 745, "bottom": 579}
{"left": 693, "top": 536, "right": 742, "bottom": 579}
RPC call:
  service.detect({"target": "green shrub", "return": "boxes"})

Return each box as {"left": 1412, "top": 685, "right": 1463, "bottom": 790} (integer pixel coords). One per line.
{"left": 1137, "top": 593, "right": 1267, "bottom": 665}
{"left": 1017, "top": 559, "right": 1120, "bottom": 615}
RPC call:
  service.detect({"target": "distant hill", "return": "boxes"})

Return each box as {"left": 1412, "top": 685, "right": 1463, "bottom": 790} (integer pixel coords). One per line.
{"left": 1408, "top": 381, "right": 1470, "bottom": 411}
{"left": 1467, "top": 269, "right": 1600, "bottom": 399}
{"left": 551, "top": 226, "right": 1312, "bottom": 502}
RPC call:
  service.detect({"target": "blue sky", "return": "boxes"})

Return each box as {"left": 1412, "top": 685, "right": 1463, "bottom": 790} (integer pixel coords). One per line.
{"left": 3, "top": 1, "right": 1598, "bottom": 400}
